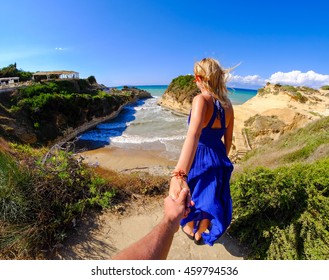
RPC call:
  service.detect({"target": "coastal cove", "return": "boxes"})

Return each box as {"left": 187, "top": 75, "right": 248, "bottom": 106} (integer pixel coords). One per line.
{"left": 1, "top": 74, "right": 329, "bottom": 260}
{"left": 76, "top": 86, "right": 258, "bottom": 165}
{"left": 61, "top": 81, "right": 329, "bottom": 260}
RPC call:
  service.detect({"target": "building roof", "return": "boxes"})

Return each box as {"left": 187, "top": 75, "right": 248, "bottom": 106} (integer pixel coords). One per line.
{"left": 33, "top": 71, "right": 79, "bottom": 76}
{"left": 0, "top": 77, "right": 20, "bottom": 81}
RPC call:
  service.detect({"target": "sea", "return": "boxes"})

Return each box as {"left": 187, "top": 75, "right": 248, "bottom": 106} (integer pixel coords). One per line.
{"left": 76, "top": 86, "right": 257, "bottom": 160}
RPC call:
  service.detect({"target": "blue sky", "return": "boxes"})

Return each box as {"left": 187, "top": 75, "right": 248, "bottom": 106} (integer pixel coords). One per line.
{"left": 1, "top": 0, "right": 328, "bottom": 89}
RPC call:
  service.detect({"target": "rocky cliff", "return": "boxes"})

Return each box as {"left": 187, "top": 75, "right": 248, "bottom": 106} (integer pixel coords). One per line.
{"left": 234, "top": 83, "right": 329, "bottom": 155}
{"left": 157, "top": 75, "right": 199, "bottom": 114}
{"left": 0, "top": 80, "right": 151, "bottom": 145}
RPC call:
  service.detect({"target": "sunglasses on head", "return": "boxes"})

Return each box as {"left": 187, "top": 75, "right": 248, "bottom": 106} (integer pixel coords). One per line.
{"left": 194, "top": 75, "right": 201, "bottom": 82}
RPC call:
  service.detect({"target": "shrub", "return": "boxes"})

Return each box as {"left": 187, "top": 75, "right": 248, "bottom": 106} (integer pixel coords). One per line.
{"left": 167, "top": 75, "right": 196, "bottom": 92}
{"left": 165, "top": 75, "right": 198, "bottom": 104}
{"left": 0, "top": 146, "right": 115, "bottom": 259}
{"left": 281, "top": 85, "right": 298, "bottom": 93}
{"left": 87, "top": 75, "right": 97, "bottom": 84}
{"left": 280, "top": 116, "right": 329, "bottom": 163}
{"left": 0, "top": 142, "right": 169, "bottom": 259}
{"left": 230, "top": 158, "right": 329, "bottom": 259}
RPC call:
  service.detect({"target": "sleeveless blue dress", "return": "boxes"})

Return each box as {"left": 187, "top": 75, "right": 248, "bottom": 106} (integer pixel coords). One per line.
{"left": 180, "top": 99, "right": 234, "bottom": 246}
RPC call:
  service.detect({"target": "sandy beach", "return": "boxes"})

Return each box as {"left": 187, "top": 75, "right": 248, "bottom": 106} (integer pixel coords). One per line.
{"left": 80, "top": 146, "right": 177, "bottom": 175}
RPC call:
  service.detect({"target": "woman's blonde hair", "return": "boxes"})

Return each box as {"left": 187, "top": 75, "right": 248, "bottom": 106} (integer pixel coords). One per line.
{"left": 194, "top": 58, "right": 234, "bottom": 107}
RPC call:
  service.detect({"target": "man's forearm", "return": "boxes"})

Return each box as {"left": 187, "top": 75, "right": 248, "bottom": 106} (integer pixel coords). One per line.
{"left": 112, "top": 218, "right": 177, "bottom": 260}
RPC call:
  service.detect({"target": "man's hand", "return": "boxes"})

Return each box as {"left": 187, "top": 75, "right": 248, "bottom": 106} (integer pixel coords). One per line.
{"left": 163, "top": 188, "right": 192, "bottom": 232}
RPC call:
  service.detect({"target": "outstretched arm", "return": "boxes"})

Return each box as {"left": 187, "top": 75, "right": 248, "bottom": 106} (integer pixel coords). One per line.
{"left": 169, "top": 95, "right": 207, "bottom": 199}
{"left": 224, "top": 104, "right": 234, "bottom": 155}
{"left": 112, "top": 188, "right": 190, "bottom": 260}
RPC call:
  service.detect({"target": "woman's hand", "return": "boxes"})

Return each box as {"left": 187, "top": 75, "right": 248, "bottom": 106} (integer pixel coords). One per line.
{"left": 169, "top": 176, "right": 192, "bottom": 215}
{"left": 169, "top": 176, "right": 187, "bottom": 199}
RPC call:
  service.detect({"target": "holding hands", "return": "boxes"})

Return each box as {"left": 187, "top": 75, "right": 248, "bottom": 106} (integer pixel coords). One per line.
{"left": 168, "top": 169, "right": 194, "bottom": 226}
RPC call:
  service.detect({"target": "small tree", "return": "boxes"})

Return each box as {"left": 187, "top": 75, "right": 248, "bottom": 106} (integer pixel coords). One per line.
{"left": 87, "top": 75, "right": 97, "bottom": 84}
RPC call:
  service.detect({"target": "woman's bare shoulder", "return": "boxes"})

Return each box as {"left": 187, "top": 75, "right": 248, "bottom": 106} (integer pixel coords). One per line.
{"left": 192, "top": 94, "right": 208, "bottom": 106}
{"left": 224, "top": 99, "right": 233, "bottom": 110}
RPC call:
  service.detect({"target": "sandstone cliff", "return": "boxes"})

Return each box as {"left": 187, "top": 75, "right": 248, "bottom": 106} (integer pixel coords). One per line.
{"left": 234, "top": 83, "right": 329, "bottom": 157}
{"left": 157, "top": 75, "right": 199, "bottom": 115}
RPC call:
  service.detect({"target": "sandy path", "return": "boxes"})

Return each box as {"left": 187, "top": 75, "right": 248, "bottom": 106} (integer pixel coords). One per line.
{"left": 55, "top": 196, "right": 246, "bottom": 260}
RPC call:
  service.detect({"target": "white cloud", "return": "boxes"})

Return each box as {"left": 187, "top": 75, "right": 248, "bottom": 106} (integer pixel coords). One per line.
{"left": 55, "top": 47, "right": 64, "bottom": 51}
{"left": 266, "top": 70, "right": 329, "bottom": 88}
{"left": 225, "top": 70, "right": 329, "bottom": 89}
{"left": 227, "top": 74, "right": 265, "bottom": 89}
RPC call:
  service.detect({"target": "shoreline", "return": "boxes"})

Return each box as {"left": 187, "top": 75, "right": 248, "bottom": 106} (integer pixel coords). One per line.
{"left": 78, "top": 84, "right": 329, "bottom": 172}
{"left": 80, "top": 146, "right": 177, "bottom": 175}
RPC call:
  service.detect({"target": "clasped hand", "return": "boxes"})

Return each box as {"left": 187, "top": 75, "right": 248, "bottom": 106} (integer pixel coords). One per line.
{"left": 168, "top": 176, "right": 194, "bottom": 218}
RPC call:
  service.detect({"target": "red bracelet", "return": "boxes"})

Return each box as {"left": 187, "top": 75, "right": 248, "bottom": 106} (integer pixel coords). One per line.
{"left": 171, "top": 169, "right": 188, "bottom": 180}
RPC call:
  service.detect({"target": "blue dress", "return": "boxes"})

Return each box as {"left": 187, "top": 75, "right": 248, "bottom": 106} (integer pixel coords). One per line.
{"left": 180, "top": 98, "right": 234, "bottom": 246}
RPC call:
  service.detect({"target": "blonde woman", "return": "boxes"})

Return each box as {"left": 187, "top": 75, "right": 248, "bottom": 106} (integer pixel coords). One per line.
{"left": 169, "top": 58, "right": 234, "bottom": 245}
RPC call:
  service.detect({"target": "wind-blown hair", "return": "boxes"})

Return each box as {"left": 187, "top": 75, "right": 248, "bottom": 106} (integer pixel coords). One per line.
{"left": 194, "top": 58, "right": 235, "bottom": 107}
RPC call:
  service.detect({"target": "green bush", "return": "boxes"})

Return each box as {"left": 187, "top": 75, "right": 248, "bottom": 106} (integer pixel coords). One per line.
{"left": 281, "top": 85, "right": 298, "bottom": 93}
{"left": 0, "top": 63, "right": 33, "bottom": 81}
{"left": 320, "top": 85, "right": 329, "bottom": 90}
{"left": 230, "top": 158, "right": 329, "bottom": 259}
{"left": 165, "top": 75, "right": 198, "bottom": 104}
{"left": 280, "top": 116, "right": 329, "bottom": 163}
{"left": 19, "top": 83, "right": 59, "bottom": 98}
{"left": 167, "top": 75, "right": 197, "bottom": 94}
{"left": 87, "top": 75, "right": 97, "bottom": 84}
{"left": 0, "top": 147, "right": 115, "bottom": 259}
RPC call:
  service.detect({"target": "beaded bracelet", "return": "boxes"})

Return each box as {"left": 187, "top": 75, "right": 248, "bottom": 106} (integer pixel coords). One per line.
{"left": 171, "top": 169, "right": 188, "bottom": 180}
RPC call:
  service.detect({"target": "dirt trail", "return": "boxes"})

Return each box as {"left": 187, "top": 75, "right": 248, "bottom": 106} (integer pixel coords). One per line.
{"left": 55, "top": 197, "right": 247, "bottom": 260}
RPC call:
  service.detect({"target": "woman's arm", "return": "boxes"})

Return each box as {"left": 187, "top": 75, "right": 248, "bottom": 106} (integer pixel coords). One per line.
{"left": 224, "top": 104, "right": 234, "bottom": 155}
{"left": 169, "top": 95, "right": 207, "bottom": 199}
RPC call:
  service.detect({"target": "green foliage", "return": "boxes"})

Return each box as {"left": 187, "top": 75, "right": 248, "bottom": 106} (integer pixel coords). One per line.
{"left": 0, "top": 147, "right": 115, "bottom": 259}
{"left": 321, "top": 85, "right": 329, "bottom": 90}
{"left": 166, "top": 75, "right": 198, "bottom": 104}
{"left": 18, "top": 79, "right": 97, "bottom": 100}
{"left": 8, "top": 80, "right": 134, "bottom": 144}
{"left": 87, "top": 75, "right": 97, "bottom": 84}
{"left": 292, "top": 91, "right": 308, "bottom": 103}
{"left": 230, "top": 158, "right": 329, "bottom": 259}
{"left": 257, "top": 88, "right": 264, "bottom": 94}
{"left": 279, "top": 116, "right": 329, "bottom": 163}
{"left": 0, "top": 152, "right": 32, "bottom": 224}
{"left": 0, "top": 142, "right": 169, "bottom": 259}
{"left": 241, "top": 116, "right": 329, "bottom": 165}
{"left": 0, "top": 63, "right": 33, "bottom": 82}
{"left": 281, "top": 85, "right": 298, "bottom": 93}
{"left": 169, "top": 75, "right": 195, "bottom": 89}
{"left": 19, "top": 82, "right": 59, "bottom": 98}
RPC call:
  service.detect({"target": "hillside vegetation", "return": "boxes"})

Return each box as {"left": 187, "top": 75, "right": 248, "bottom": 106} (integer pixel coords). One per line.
{"left": 229, "top": 116, "right": 329, "bottom": 259}
{"left": 0, "top": 79, "right": 147, "bottom": 145}
{"left": 0, "top": 141, "right": 167, "bottom": 259}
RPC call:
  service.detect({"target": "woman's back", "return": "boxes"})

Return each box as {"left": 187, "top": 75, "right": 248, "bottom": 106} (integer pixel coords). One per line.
{"left": 200, "top": 93, "right": 233, "bottom": 130}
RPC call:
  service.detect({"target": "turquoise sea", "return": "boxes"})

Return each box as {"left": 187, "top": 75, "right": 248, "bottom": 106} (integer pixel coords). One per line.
{"left": 114, "top": 85, "right": 257, "bottom": 104}
{"left": 77, "top": 86, "right": 257, "bottom": 160}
